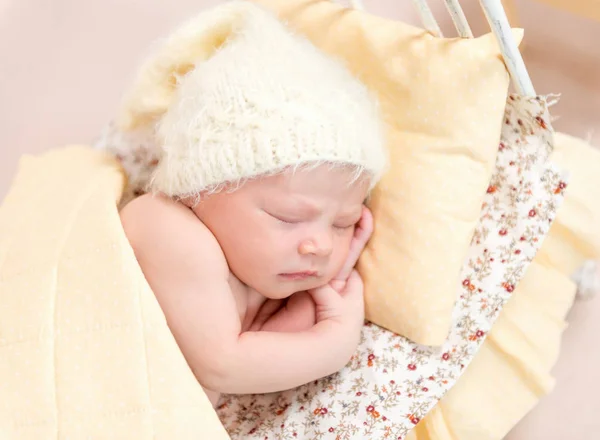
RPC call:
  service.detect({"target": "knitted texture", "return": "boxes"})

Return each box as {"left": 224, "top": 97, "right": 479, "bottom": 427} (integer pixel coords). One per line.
{"left": 148, "top": 1, "right": 387, "bottom": 197}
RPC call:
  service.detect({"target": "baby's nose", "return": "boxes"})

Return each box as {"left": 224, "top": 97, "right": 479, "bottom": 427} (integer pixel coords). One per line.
{"left": 299, "top": 238, "right": 332, "bottom": 257}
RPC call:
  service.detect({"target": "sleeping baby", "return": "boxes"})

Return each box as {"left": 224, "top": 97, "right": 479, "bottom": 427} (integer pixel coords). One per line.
{"left": 119, "top": 5, "right": 387, "bottom": 407}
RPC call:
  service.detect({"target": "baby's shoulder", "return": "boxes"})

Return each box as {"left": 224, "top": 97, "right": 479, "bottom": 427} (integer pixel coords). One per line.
{"left": 119, "top": 193, "right": 227, "bottom": 279}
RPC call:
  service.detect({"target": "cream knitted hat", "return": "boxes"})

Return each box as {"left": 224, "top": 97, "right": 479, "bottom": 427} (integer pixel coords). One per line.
{"left": 138, "top": 1, "right": 387, "bottom": 197}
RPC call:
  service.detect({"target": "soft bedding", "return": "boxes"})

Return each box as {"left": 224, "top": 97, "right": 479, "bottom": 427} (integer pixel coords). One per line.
{"left": 0, "top": 94, "right": 574, "bottom": 440}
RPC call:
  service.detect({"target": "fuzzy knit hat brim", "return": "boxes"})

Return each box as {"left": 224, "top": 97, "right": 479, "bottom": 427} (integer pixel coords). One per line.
{"left": 118, "top": 1, "right": 388, "bottom": 198}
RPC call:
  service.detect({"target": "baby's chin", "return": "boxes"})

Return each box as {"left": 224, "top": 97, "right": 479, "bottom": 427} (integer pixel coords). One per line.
{"left": 258, "top": 275, "right": 335, "bottom": 299}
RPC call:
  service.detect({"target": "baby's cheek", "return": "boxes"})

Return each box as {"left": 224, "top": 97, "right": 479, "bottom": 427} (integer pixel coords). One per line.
{"left": 330, "top": 242, "right": 351, "bottom": 276}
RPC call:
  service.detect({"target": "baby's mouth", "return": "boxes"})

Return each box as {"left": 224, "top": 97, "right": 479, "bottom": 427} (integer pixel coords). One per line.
{"left": 278, "top": 271, "right": 319, "bottom": 281}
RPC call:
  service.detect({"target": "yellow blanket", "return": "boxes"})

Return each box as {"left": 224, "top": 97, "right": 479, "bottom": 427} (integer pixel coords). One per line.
{"left": 0, "top": 147, "right": 228, "bottom": 439}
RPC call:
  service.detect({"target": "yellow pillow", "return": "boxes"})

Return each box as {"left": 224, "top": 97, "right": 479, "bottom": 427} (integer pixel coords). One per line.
{"left": 253, "top": 0, "right": 522, "bottom": 345}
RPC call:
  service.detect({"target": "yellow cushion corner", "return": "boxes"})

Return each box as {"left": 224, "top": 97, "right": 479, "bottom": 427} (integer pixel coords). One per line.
{"left": 536, "top": 132, "right": 600, "bottom": 275}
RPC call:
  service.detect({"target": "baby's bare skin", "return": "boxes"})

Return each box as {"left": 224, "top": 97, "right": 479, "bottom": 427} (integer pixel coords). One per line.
{"left": 120, "top": 166, "right": 372, "bottom": 406}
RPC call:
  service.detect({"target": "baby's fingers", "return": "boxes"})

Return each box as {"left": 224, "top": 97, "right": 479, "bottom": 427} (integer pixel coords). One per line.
{"left": 308, "top": 283, "right": 341, "bottom": 307}
{"left": 334, "top": 207, "right": 373, "bottom": 282}
{"left": 354, "top": 206, "right": 373, "bottom": 243}
{"left": 330, "top": 279, "right": 346, "bottom": 293}
{"left": 342, "top": 269, "right": 363, "bottom": 295}
{"left": 340, "top": 270, "right": 365, "bottom": 316}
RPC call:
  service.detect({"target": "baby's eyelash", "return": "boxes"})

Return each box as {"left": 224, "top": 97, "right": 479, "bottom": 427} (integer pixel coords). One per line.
{"left": 265, "top": 208, "right": 357, "bottom": 229}
{"left": 266, "top": 211, "right": 300, "bottom": 224}
{"left": 277, "top": 217, "right": 299, "bottom": 224}
{"left": 334, "top": 223, "right": 355, "bottom": 230}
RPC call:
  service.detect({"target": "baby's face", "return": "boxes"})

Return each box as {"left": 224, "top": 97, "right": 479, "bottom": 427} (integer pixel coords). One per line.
{"left": 193, "top": 165, "right": 370, "bottom": 299}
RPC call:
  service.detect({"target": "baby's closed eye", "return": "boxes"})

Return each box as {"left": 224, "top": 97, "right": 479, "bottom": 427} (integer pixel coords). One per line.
{"left": 264, "top": 210, "right": 306, "bottom": 224}
{"left": 267, "top": 210, "right": 358, "bottom": 229}
{"left": 333, "top": 212, "right": 362, "bottom": 229}
{"left": 333, "top": 220, "right": 357, "bottom": 230}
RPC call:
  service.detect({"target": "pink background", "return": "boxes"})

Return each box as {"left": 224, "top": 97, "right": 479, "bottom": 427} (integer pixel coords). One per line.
{"left": 1, "top": 1, "right": 599, "bottom": 438}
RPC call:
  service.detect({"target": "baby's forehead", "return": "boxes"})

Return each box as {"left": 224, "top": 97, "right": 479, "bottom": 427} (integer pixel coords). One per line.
{"left": 240, "top": 173, "right": 365, "bottom": 213}
{"left": 258, "top": 165, "right": 369, "bottom": 192}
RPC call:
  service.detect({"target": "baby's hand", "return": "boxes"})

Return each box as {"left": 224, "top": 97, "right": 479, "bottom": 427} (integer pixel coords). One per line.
{"left": 252, "top": 291, "right": 315, "bottom": 333}
{"left": 330, "top": 205, "right": 373, "bottom": 292}
{"left": 309, "top": 270, "right": 364, "bottom": 327}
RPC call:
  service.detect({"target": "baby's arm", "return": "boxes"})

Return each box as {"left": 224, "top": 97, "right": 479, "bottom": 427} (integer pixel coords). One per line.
{"left": 251, "top": 291, "right": 315, "bottom": 332}
{"left": 120, "top": 194, "right": 362, "bottom": 395}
